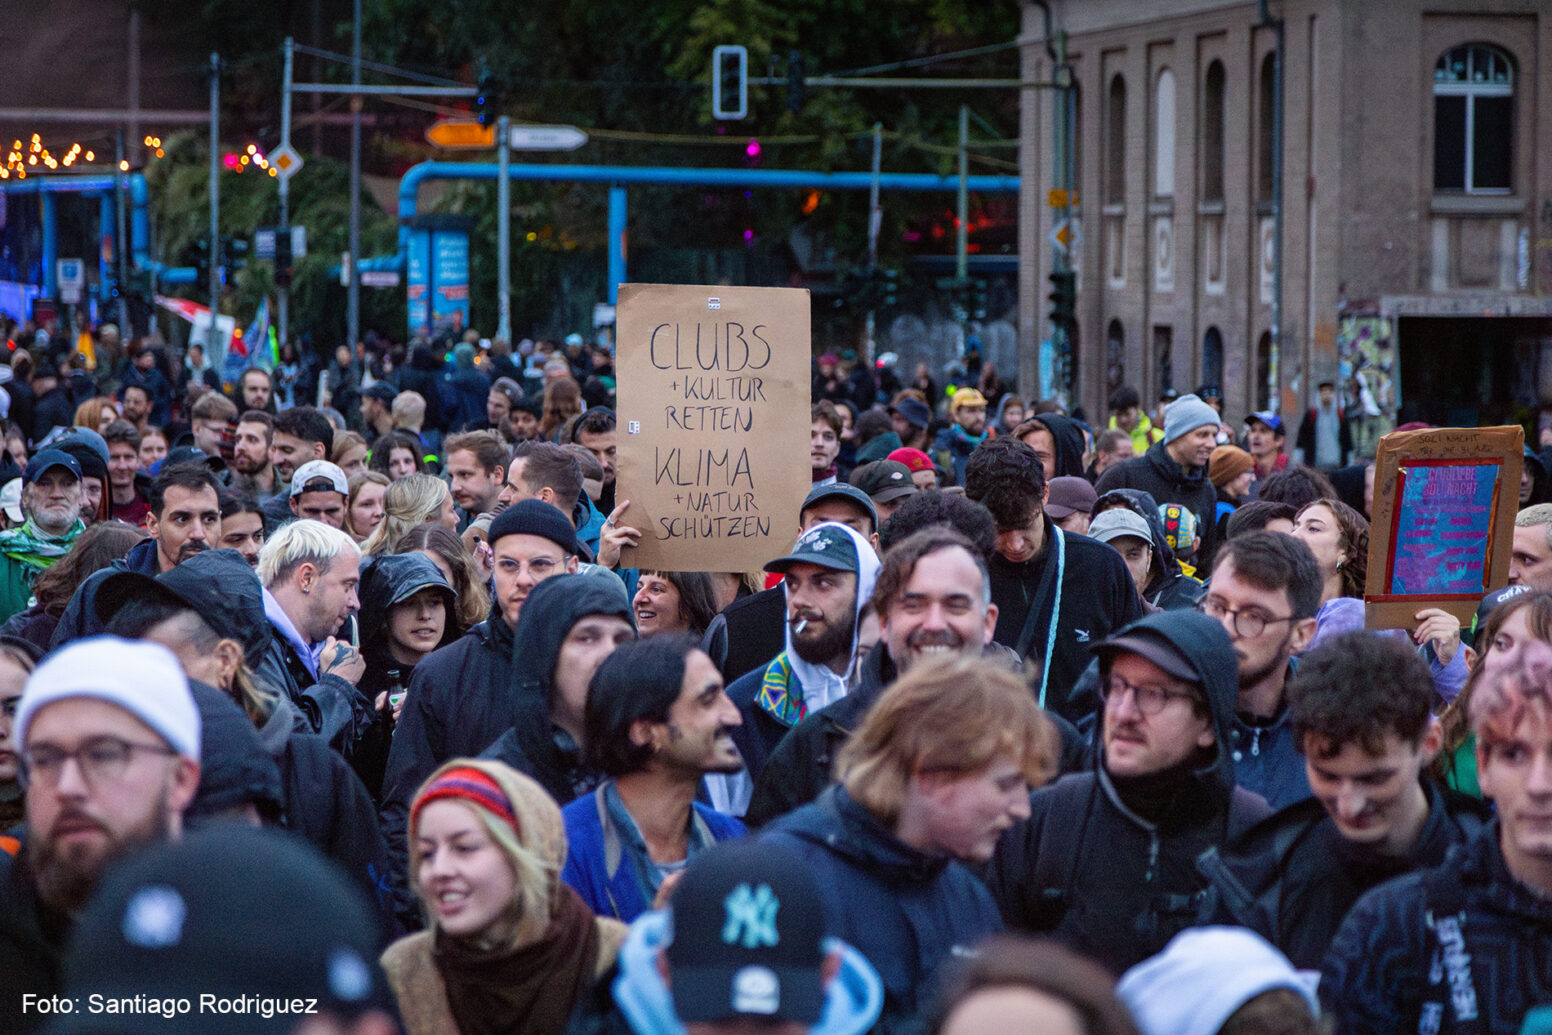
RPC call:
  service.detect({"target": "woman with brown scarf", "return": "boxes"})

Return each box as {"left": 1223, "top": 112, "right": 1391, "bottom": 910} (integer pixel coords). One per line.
{"left": 382, "top": 759, "right": 627, "bottom": 1035}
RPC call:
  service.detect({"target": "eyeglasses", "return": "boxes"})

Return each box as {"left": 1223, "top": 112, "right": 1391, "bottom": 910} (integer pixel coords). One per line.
{"left": 20, "top": 737, "right": 176, "bottom": 789}
{"left": 1100, "top": 675, "right": 1201, "bottom": 716}
{"left": 1197, "top": 599, "right": 1295, "bottom": 639}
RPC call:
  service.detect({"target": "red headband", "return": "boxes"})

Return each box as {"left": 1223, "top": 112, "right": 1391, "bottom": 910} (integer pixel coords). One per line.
{"left": 411, "top": 766, "right": 519, "bottom": 835}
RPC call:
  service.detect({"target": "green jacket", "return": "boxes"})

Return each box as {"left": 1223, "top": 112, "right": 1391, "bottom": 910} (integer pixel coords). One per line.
{"left": 0, "top": 518, "right": 85, "bottom": 623}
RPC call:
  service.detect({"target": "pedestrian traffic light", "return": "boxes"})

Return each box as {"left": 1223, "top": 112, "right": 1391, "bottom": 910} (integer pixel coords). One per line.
{"left": 712, "top": 45, "right": 748, "bottom": 120}
{"left": 476, "top": 71, "right": 497, "bottom": 126}
{"left": 787, "top": 50, "right": 806, "bottom": 114}
{"left": 1047, "top": 269, "right": 1076, "bottom": 338}
{"left": 218, "top": 236, "right": 249, "bottom": 286}
{"left": 970, "top": 278, "right": 989, "bottom": 320}
{"left": 274, "top": 228, "right": 294, "bottom": 288}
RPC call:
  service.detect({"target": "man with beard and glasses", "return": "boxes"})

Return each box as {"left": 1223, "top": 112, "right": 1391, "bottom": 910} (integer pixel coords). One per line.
{"left": 1198, "top": 531, "right": 1323, "bottom": 808}
{"left": 710, "top": 522, "right": 880, "bottom": 818}
{"left": 48, "top": 462, "right": 222, "bottom": 647}
{"left": 561, "top": 636, "right": 746, "bottom": 923}
{"left": 0, "top": 637, "right": 200, "bottom": 1026}
{"left": 225, "top": 410, "right": 283, "bottom": 503}
{"left": 0, "top": 451, "right": 86, "bottom": 623}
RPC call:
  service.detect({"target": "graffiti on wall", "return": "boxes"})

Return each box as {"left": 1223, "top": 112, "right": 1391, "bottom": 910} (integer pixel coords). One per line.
{"left": 1337, "top": 313, "right": 1397, "bottom": 458}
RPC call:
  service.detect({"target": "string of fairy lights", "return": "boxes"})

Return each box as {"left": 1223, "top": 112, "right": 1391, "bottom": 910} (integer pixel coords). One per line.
{"left": 0, "top": 134, "right": 277, "bottom": 180}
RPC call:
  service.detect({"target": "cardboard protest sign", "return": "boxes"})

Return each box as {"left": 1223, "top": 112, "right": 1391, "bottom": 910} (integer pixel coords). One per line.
{"left": 615, "top": 284, "right": 812, "bottom": 571}
{"left": 1363, "top": 425, "right": 1523, "bottom": 629}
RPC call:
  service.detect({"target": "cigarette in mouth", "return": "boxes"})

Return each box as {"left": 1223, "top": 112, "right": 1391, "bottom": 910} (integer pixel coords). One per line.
{"left": 793, "top": 618, "right": 808, "bottom": 634}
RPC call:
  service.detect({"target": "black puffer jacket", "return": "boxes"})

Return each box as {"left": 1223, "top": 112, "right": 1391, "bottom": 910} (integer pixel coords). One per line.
{"left": 983, "top": 610, "right": 1271, "bottom": 975}
{"left": 479, "top": 574, "right": 635, "bottom": 805}
{"left": 1094, "top": 439, "right": 1219, "bottom": 566}
{"left": 1197, "top": 781, "right": 1492, "bottom": 968}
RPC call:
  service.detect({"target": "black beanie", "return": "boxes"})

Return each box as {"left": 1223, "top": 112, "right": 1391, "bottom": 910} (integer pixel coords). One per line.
{"left": 488, "top": 498, "right": 579, "bottom": 554}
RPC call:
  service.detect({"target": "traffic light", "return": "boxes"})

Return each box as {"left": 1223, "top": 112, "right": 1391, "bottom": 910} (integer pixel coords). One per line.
{"left": 787, "top": 50, "right": 806, "bottom": 113}
{"left": 476, "top": 70, "right": 497, "bottom": 126}
{"left": 219, "top": 236, "right": 249, "bottom": 286}
{"left": 970, "top": 277, "right": 989, "bottom": 320}
{"left": 274, "top": 228, "right": 293, "bottom": 288}
{"left": 1047, "top": 269, "right": 1076, "bottom": 338}
{"left": 712, "top": 45, "right": 748, "bottom": 120}
{"left": 879, "top": 268, "right": 899, "bottom": 308}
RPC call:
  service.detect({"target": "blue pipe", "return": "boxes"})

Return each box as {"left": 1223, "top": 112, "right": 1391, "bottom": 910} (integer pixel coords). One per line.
{"left": 608, "top": 185, "right": 626, "bottom": 305}
{"left": 41, "top": 194, "right": 57, "bottom": 297}
{"left": 372, "top": 160, "right": 1021, "bottom": 272}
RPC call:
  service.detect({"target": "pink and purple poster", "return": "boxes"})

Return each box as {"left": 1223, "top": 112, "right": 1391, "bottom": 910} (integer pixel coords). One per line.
{"left": 1388, "top": 462, "right": 1499, "bottom": 595}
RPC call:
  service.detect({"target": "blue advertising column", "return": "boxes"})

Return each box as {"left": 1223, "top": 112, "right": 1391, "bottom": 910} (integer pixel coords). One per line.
{"left": 405, "top": 215, "right": 473, "bottom": 341}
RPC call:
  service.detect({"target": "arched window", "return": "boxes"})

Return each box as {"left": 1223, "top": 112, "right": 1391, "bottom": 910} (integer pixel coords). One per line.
{"left": 1202, "top": 327, "right": 1224, "bottom": 389}
{"left": 1255, "top": 331, "right": 1274, "bottom": 411}
{"left": 1257, "top": 54, "right": 1275, "bottom": 202}
{"left": 1434, "top": 44, "right": 1513, "bottom": 192}
{"left": 1106, "top": 319, "right": 1125, "bottom": 396}
{"left": 1201, "top": 61, "right": 1225, "bottom": 202}
{"left": 1106, "top": 75, "right": 1127, "bottom": 203}
{"left": 1154, "top": 69, "right": 1176, "bottom": 198}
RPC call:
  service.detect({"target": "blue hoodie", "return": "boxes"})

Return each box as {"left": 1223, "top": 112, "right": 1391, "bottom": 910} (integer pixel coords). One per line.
{"left": 608, "top": 910, "right": 883, "bottom": 1035}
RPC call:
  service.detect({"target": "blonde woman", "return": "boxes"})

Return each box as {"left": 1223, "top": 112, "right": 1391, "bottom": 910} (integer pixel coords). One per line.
{"left": 360, "top": 473, "right": 458, "bottom": 556}
{"left": 383, "top": 759, "right": 626, "bottom": 1035}
{"left": 345, "top": 471, "right": 390, "bottom": 542}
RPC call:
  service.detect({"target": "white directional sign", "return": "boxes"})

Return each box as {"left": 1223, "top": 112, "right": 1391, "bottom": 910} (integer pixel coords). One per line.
{"left": 508, "top": 124, "right": 588, "bottom": 151}
{"left": 1048, "top": 218, "right": 1083, "bottom": 255}
{"left": 57, "top": 258, "right": 85, "bottom": 303}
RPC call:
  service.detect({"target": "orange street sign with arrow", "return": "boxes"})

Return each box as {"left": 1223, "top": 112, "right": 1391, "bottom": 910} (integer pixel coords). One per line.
{"left": 425, "top": 121, "right": 495, "bottom": 149}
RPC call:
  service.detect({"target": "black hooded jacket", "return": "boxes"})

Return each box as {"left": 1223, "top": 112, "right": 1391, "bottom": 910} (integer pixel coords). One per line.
{"left": 1196, "top": 780, "right": 1492, "bottom": 969}
{"left": 398, "top": 344, "right": 446, "bottom": 431}
{"left": 1028, "top": 412, "right": 1087, "bottom": 478}
{"left": 479, "top": 574, "right": 636, "bottom": 805}
{"left": 1095, "top": 439, "right": 1219, "bottom": 566}
{"left": 983, "top": 610, "right": 1271, "bottom": 975}
{"left": 353, "top": 554, "right": 458, "bottom": 798}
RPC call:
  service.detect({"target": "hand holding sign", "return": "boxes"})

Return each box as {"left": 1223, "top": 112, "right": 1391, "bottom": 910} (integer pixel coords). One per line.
{"left": 596, "top": 500, "right": 642, "bottom": 570}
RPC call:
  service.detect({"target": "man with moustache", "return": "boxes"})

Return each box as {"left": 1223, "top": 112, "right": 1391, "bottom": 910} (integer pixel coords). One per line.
{"left": 711, "top": 522, "right": 880, "bottom": 817}
{"left": 0, "top": 638, "right": 201, "bottom": 1026}
{"left": 49, "top": 463, "right": 223, "bottom": 646}
{"left": 984, "top": 610, "right": 1272, "bottom": 976}
{"left": 746, "top": 526, "right": 1009, "bottom": 826}
{"left": 1097, "top": 393, "right": 1222, "bottom": 565}
{"left": 0, "top": 451, "right": 86, "bottom": 623}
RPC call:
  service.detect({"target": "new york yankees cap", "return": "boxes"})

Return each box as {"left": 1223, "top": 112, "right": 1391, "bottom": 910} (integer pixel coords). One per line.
{"left": 664, "top": 839, "right": 829, "bottom": 1024}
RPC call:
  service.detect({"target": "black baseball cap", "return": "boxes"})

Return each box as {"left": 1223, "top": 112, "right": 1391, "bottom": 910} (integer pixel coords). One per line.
{"left": 666, "top": 839, "right": 828, "bottom": 1024}
{"left": 764, "top": 524, "right": 862, "bottom": 576}
{"left": 361, "top": 381, "right": 398, "bottom": 404}
{"left": 55, "top": 826, "right": 390, "bottom": 1034}
{"left": 800, "top": 483, "right": 878, "bottom": 529}
{"left": 1092, "top": 624, "right": 1201, "bottom": 684}
{"left": 849, "top": 460, "right": 917, "bottom": 504}
{"left": 96, "top": 549, "right": 272, "bottom": 669}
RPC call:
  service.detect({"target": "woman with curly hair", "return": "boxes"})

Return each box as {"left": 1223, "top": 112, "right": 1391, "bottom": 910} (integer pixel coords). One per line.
{"left": 360, "top": 473, "right": 458, "bottom": 556}
{"left": 1290, "top": 497, "right": 1368, "bottom": 648}
{"left": 539, "top": 376, "right": 583, "bottom": 442}
{"left": 369, "top": 429, "right": 427, "bottom": 482}
{"left": 397, "top": 521, "right": 491, "bottom": 634}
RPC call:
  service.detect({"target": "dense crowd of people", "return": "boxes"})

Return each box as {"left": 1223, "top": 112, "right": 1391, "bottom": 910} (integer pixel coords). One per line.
{"left": 0, "top": 321, "right": 1547, "bottom": 1034}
